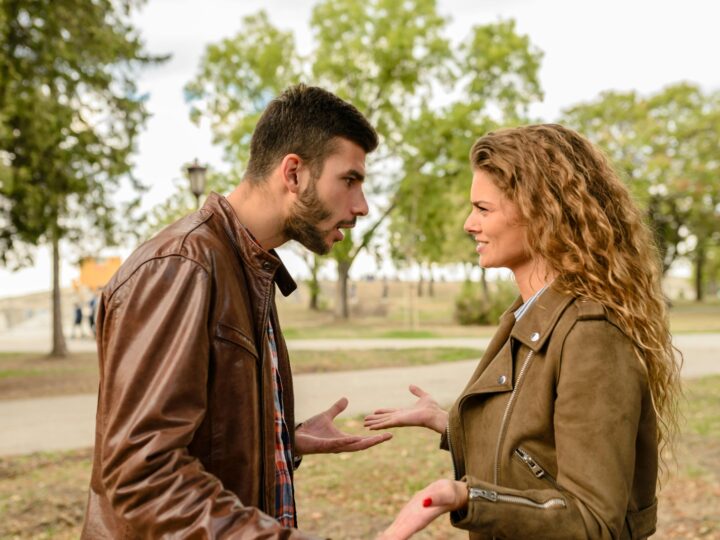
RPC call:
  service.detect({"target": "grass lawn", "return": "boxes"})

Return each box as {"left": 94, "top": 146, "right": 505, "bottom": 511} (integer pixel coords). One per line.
{"left": 1, "top": 376, "right": 718, "bottom": 539}
{"left": 275, "top": 281, "right": 720, "bottom": 337}
{"left": 0, "top": 348, "right": 483, "bottom": 401}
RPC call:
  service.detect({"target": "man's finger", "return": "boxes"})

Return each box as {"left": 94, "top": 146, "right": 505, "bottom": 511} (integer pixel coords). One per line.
{"left": 326, "top": 397, "right": 349, "bottom": 419}
{"left": 340, "top": 432, "right": 393, "bottom": 452}
{"left": 306, "top": 434, "right": 363, "bottom": 453}
{"left": 323, "top": 436, "right": 364, "bottom": 451}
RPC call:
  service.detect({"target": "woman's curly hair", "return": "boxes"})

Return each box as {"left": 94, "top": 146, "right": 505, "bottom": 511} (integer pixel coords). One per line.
{"left": 470, "top": 123, "right": 682, "bottom": 473}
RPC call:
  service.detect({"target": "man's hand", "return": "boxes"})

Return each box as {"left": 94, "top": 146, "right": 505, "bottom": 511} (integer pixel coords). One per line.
{"left": 295, "top": 397, "right": 392, "bottom": 455}
{"left": 377, "top": 479, "right": 468, "bottom": 540}
{"left": 364, "top": 385, "right": 448, "bottom": 434}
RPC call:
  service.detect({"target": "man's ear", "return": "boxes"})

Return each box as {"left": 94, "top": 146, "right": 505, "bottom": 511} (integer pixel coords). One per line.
{"left": 280, "top": 154, "right": 303, "bottom": 194}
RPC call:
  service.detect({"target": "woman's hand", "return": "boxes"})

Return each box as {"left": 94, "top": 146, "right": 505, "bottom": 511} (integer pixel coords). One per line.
{"left": 378, "top": 479, "right": 468, "bottom": 540}
{"left": 364, "top": 385, "right": 448, "bottom": 434}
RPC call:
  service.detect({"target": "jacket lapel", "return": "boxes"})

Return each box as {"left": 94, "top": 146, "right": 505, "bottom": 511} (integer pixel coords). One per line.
{"left": 510, "top": 284, "right": 574, "bottom": 352}
{"left": 459, "top": 296, "right": 522, "bottom": 397}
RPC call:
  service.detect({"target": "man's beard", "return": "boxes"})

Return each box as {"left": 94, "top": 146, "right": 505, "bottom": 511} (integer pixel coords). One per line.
{"left": 283, "top": 180, "right": 337, "bottom": 255}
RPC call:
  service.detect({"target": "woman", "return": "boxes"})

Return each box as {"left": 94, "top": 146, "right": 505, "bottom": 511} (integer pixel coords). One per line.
{"left": 366, "top": 124, "right": 681, "bottom": 539}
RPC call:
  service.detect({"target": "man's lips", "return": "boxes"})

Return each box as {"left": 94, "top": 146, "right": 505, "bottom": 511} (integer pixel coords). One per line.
{"left": 336, "top": 219, "right": 357, "bottom": 229}
{"left": 328, "top": 220, "right": 357, "bottom": 242}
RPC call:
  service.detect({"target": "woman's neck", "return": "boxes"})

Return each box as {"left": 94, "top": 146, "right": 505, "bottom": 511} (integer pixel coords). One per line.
{"left": 513, "top": 260, "right": 556, "bottom": 302}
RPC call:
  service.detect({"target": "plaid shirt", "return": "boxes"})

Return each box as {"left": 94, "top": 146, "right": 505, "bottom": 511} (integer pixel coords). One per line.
{"left": 267, "top": 323, "right": 296, "bottom": 528}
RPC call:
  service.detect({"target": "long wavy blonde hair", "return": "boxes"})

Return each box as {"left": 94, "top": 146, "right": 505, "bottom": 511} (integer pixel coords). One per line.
{"left": 470, "top": 123, "right": 682, "bottom": 471}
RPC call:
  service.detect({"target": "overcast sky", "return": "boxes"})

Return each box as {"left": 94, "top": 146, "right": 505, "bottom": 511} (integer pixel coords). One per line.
{"left": 1, "top": 0, "right": 718, "bottom": 297}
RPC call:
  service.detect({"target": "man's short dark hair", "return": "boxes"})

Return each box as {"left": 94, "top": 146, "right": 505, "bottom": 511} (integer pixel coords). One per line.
{"left": 245, "top": 84, "right": 379, "bottom": 181}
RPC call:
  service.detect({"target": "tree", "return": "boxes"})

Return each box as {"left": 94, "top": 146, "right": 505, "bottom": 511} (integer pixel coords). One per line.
{"left": 388, "top": 19, "right": 543, "bottom": 312}
{"left": 0, "top": 0, "right": 165, "bottom": 356}
{"left": 186, "top": 2, "right": 542, "bottom": 318}
{"left": 562, "top": 83, "right": 720, "bottom": 292}
{"left": 142, "top": 167, "right": 235, "bottom": 239}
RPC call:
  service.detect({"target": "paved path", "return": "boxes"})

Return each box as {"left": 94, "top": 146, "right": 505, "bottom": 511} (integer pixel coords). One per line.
{"left": 0, "top": 333, "right": 717, "bottom": 457}
{"left": 0, "top": 334, "right": 494, "bottom": 354}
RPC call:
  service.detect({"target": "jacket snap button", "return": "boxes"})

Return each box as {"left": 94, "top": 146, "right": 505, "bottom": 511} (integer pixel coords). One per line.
{"left": 530, "top": 332, "right": 540, "bottom": 342}
{"left": 498, "top": 375, "right": 507, "bottom": 385}
{"left": 262, "top": 261, "right": 272, "bottom": 271}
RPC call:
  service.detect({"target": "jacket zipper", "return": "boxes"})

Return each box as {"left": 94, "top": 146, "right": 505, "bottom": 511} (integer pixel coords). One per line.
{"left": 514, "top": 448, "right": 559, "bottom": 488}
{"left": 494, "top": 349, "right": 534, "bottom": 485}
{"left": 469, "top": 487, "right": 566, "bottom": 509}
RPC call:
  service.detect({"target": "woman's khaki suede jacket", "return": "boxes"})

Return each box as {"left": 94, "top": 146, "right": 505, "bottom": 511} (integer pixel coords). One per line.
{"left": 443, "top": 285, "right": 658, "bottom": 539}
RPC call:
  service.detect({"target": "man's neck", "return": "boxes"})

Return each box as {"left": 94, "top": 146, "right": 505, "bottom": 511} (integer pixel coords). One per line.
{"left": 225, "top": 180, "right": 287, "bottom": 251}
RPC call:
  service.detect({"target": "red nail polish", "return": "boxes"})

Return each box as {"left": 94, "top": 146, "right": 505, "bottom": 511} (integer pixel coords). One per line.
{"left": 422, "top": 497, "right": 432, "bottom": 507}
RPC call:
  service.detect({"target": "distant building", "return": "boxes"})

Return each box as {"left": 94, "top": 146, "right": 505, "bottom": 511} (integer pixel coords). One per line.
{"left": 74, "top": 256, "right": 122, "bottom": 291}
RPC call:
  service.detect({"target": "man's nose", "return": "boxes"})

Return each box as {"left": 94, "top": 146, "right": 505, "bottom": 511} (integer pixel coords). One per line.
{"left": 353, "top": 189, "right": 369, "bottom": 217}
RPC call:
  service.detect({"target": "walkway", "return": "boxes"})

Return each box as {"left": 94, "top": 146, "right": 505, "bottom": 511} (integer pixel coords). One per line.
{"left": 0, "top": 333, "right": 717, "bottom": 456}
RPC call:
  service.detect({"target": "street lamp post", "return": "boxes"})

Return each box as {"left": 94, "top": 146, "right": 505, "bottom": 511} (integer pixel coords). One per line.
{"left": 187, "top": 159, "right": 207, "bottom": 209}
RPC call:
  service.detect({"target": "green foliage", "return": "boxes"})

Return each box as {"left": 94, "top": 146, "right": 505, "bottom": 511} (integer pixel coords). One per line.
{"left": 183, "top": 1, "right": 544, "bottom": 317}
{"left": 388, "top": 21, "right": 543, "bottom": 268}
{"left": 562, "top": 83, "right": 720, "bottom": 284}
{"left": 142, "top": 168, "right": 236, "bottom": 239}
{"left": 454, "top": 279, "right": 518, "bottom": 325}
{"left": 184, "top": 11, "right": 301, "bottom": 172}
{"left": 0, "top": 0, "right": 166, "bottom": 267}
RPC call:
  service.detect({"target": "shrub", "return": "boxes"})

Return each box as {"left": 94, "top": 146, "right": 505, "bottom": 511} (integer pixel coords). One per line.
{"left": 454, "top": 279, "right": 518, "bottom": 325}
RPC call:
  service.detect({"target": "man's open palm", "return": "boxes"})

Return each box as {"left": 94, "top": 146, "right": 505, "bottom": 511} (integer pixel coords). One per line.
{"left": 296, "top": 397, "right": 392, "bottom": 455}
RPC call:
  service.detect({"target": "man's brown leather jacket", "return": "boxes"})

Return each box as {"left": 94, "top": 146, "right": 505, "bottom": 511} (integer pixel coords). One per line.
{"left": 81, "top": 193, "right": 314, "bottom": 539}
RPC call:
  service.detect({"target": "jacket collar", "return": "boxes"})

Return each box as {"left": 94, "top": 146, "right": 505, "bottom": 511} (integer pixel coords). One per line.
{"left": 510, "top": 282, "right": 574, "bottom": 352}
{"left": 202, "top": 192, "right": 297, "bottom": 297}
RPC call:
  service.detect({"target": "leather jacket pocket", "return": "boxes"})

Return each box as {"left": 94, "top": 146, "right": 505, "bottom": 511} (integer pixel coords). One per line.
{"left": 215, "top": 322, "right": 258, "bottom": 359}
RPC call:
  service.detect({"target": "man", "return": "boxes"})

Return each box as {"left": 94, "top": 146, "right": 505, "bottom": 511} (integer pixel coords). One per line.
{"left": 81, "top": 84, "right": 391, "bottom": 538}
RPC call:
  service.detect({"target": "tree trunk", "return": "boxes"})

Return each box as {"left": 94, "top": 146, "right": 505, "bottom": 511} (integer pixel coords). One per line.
{"left": 336, "top": 260, "right": 350, "bottom": 319}
{"left": 695, "top": 243, "right": 705, "bottom": 302}
{"left": 50, "top": 223, "right": 68, "bottom": 357}
{"left": 428, "top": 271, "right": 435, "bottom": 297}
{"left": 481, "top": 268, "right": 489, "bottom": 297}
{"left": 408, "top": 279, "right": 419, "bottom": 330}
{"left": 308, "top": 255, "right": 320, "bottom": 311}
{"left": 417, "top": 272, "right": 424, "bottom": 297}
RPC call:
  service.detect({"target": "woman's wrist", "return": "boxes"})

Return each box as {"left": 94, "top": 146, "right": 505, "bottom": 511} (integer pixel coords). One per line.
{"left": 454, "top": 480, "right": 469, "bottom": 510}
{"left": 426, "top": 409, "right": 448, "bottom": 434}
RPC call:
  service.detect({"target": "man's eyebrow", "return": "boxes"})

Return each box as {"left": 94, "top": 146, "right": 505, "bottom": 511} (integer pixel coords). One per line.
{"left": 343, "top": 169, "right": 365, "bottom": 181}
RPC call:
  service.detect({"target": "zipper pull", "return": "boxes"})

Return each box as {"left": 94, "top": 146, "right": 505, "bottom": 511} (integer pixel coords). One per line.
{"left": 469, "top": 488, "right": 498, "bottom": 502}
{"left": 515, "top": 448, "right": 546, "bottom": 478}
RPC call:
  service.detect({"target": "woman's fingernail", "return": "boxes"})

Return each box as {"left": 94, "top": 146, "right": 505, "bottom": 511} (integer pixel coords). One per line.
{"left": 422, "top": 497, "right": 432, "bottom": 507}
